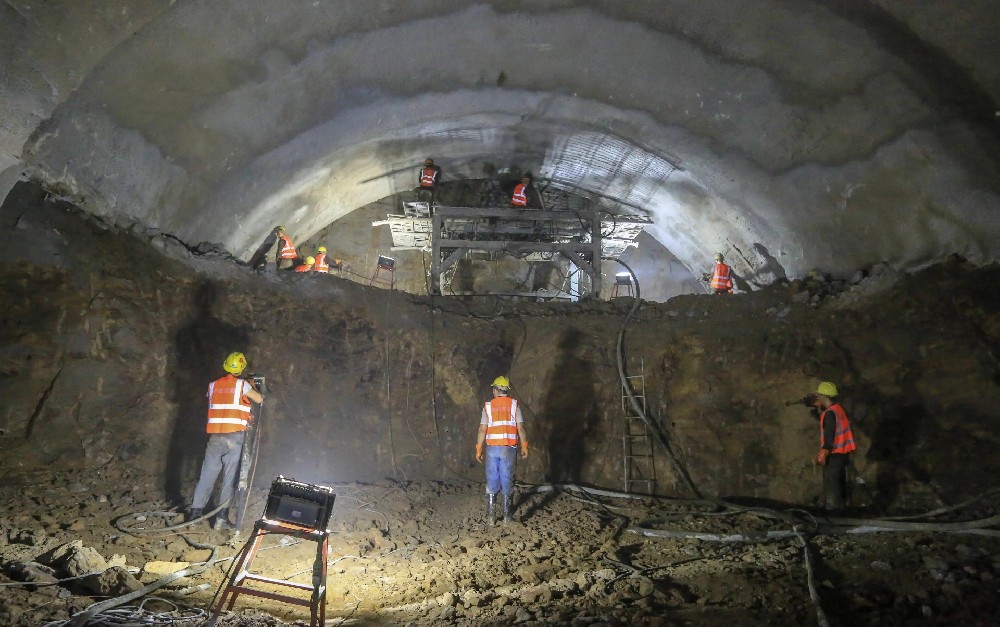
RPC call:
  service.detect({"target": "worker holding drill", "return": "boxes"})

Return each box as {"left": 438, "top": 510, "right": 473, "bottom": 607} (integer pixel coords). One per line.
{"left": 189, "top": 352, "right": 264, "bottom": 529}
{"left": 475, "top": 376, "right": 529, "bottom": 525}
{"left": 808, "top": 381, "right": 856, "bottom": 511}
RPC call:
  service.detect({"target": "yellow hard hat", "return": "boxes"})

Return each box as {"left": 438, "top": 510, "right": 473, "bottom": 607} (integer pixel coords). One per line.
{"left": 305, "top": 256, "right": 316, "bottom": 265}
{"left": 317, "top": 246, "right": 327, "bottom": 253}
{"left": 816, "top": 381, "right": 838, "bottom": 396}
{"left": 275, "top": 225, "right": 285, "bottom": 232}
{"left": 715, "top": 253, "right": 724, "bottom": 262}
{"left": 492, "top": 376, "right": 511, "bottom": 390}
{"left": 223, "top": 352, "right": 247, "bottom": 375}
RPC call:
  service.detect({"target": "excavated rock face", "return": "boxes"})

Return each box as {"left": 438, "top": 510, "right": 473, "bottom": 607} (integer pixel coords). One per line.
{"left": 2, "top": 181, "right": 998, "bottom": 513}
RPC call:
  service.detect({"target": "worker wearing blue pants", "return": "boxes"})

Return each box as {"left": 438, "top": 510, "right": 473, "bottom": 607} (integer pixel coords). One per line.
{"left": 476, "top": 376, "right": 529, "bottom": 525}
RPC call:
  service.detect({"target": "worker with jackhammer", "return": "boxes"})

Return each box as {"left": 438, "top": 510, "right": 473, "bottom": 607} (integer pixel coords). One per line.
{"left": 189, "top": 352, "right": 264, "bottom": 529}
{"left": 809, "top": 381, "right": 856, "bottom": 511}
{"left": 475, "top": 376, "right": 529, "bottom": 525}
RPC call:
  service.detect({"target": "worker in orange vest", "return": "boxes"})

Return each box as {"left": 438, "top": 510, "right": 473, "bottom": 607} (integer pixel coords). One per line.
{"left": 189, "top": 352, "right": 264, "bottom": 529}
{"left": 511, "top": 177, "right": 530, "bottom": 208}
{"left": 275, "top": 226, "right": 297, "bottom": 271}
{"left": 418, "top": 158, "right": 441, "bottom": 191}
{"left": 294, "top": 256, "right": 315, "bottom": 273}
{"left": 709, "top": 252, "right": 734, "bottom": 294}
{"left": 809, "top": 381, "right": 857, "bottom": 510}
{"left": 313, "top": 247, "right": 330, "bottom": 273}
{"left": 475, "top": 376, "right": 529, "bottom": 525}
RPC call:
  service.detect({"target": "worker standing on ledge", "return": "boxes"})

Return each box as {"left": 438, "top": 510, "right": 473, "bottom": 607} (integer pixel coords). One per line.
{"left": 475, "top": 376, "right": 529, "bottom": 525}
{"left": 511, "top": 177, "right": 530, "bottom": 208}
{"left": 709, "top": 252, "right": 734, "bottom": 294}
{"left": 313, "top": 246, "right": 330, "bottom": 273}
{"left": 810, "top": 381, "right": 856, "bottom": 511}
{"left": 275, "top": 226, "right": 297, "bottom": 271}
{"left": 294, "top": 256, "right": 315, "bottom": 273}
{"left": 189, "top": 352, "right": 264, "bottom": 529}
{"left": 417, "top": 157, "right": 441, "bottom": 206}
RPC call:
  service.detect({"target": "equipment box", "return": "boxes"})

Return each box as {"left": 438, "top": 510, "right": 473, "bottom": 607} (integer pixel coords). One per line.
{"left": 264, "top": 476, "right": 336, "bottom": 531}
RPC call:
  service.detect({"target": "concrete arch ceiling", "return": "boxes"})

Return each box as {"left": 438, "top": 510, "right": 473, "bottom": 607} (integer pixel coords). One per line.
{"left": 15, "top": 0, "right": 1000, "bottom": 285}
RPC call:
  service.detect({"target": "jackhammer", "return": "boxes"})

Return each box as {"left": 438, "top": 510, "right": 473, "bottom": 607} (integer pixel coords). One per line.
{"left": 232, "top": 373, "right": 267, "bottom": 536}
{"left": 785, "top": 393, "right": 818, "bottom": 407}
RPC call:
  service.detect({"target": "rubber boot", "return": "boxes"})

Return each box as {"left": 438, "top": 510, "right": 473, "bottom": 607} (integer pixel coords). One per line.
{"left": 188, "top": 508, "right": 203, "bottom": 523}
{"left": 487, "top": 493, "right": 496, "bottom": 527}
{"left": 213, "top": 508, "right": 234, "bottom": 530}
{"left": 502, "top": 493, "right": 513, "bottom": 524}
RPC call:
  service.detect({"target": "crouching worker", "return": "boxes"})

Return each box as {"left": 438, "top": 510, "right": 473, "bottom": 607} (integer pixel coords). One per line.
{"left": 475, "top": 376, "right": 529, "bottom": 526}
{"left": 189, "top": 352, "right": 263, "bottom": 529}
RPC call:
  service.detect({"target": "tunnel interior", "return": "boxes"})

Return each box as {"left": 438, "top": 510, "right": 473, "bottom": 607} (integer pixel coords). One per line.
{"left": 1, "top": 1, "right": 1000, "bottom": 625}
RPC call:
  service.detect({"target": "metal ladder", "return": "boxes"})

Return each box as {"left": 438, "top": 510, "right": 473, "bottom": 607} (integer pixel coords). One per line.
{"left": 622, "top": 359, "right": 656, "bottom": 494}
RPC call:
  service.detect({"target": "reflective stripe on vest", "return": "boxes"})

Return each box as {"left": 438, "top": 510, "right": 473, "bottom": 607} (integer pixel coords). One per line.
{"left": 313, "top": 253, "right": 330, "bottom": 273}
{"left": 420, "top": 167, "right": 438, "bottom": 188}
{"left": 710, "top": 263, "right": 732, "bottom": 290}
{"left": 278, "top": 235, "right": 297, "bottom": 259}
{"left": 207, "top": 374, "right": 251, "bottom": 434}
{"left": 484, "top": 397, "right": 519, "bottom": 446}
{"left": 512, "top": 184, "right": 528, "bottom": 207}
{"left": 821, "top": 403, "right": 856, "bottom": 454}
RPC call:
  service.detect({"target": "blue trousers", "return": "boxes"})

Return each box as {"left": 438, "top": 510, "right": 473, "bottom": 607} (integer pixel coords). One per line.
{"left": 485, "top": 445, "right": 517, "bottom": 496}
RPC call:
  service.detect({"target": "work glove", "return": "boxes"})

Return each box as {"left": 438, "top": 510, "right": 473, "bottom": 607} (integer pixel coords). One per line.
{"left": 476, "top": 442, "right": 484, "bottom": 463}
{"left": 520, "top": 441, "right": 529, "bottom": 458}
{"left": 816, "top": 448, "right": 829, "bottom": 466}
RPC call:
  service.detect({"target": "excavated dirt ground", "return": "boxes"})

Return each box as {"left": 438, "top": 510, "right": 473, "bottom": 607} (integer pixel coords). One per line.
{"left": 1, "top": 468, "right": 998, "bottom": 626}
{"left": 1, "top": 183, "right": 999, "bottom": 625}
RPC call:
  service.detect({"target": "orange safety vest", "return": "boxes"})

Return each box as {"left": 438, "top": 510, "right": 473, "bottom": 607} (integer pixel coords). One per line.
{"left": 511, "top": 184, "right": 528, "bottom": 207}
{"left": 484, "top": 396, "right": 520, "bottom": 447}
{"left": 419, "top": 166, "right": 438, "bottom": 188}
{"left": 821, "top": 403, "right": 856, "bottom": 454}
{"left": 710, "top": 262, "right": 733, "bottom": 292}
{"left": 313, "top": 253, "right": 330, "bottom": 273}
{"left": 206, "top": 374, "right": 252, "bottom": 434}
{"left": 294, "top": 264, "right": 312, "bottom": 272}
{"left": 277, "top": 235, "right": 297, "bottom": 260}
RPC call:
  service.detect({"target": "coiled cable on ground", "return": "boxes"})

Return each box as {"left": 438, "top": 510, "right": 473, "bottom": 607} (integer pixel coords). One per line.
{"left": 43, "top": 596, "right": 206, "bottom": 626}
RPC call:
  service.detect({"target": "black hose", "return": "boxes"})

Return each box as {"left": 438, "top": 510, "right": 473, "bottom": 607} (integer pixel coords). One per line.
{"left": 607, "top": 257, "right": 700, "bottom": 498}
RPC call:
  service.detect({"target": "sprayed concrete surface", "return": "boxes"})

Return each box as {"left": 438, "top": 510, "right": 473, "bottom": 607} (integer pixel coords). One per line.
{"left": 2, "top": 1, "right": 999, "bottom": 298}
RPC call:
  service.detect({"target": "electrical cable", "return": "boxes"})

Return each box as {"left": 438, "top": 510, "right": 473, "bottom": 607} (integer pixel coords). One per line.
{"left": 793, "top": 526, "right": 831, "bottom": 627}
{"left": 606, "top": 257, "right": 701, "bottom": 498}
{"left": 43, "top": 597, "right": 207, "bottom": 626}
{"left": 113, "top": 504, "right": 228, "bottom": 534}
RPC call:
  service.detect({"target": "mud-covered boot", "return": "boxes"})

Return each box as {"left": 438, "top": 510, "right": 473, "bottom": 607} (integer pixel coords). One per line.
{"left": 486, "top": 493, "right": 496, "bottom": 527}
{"left": 187, "top": 508, "right": 203, "bottom": 523}
{"left": 213, "top": 508, "right": 234, "bottom": 530}
{"left": 502, "top": 493, "right": 513, "bottom": 524}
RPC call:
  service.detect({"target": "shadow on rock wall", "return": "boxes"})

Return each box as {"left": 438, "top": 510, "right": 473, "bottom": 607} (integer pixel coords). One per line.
{"left": 166, "top": 280, "right": 248, "bottom": 503}
{"left": 542, "top": 328, "right": 600, "bottom": 484}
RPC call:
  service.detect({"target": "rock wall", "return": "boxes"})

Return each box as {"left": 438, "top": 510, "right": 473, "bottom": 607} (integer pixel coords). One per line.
{"left": 1, "top": 182, "right": 998, "bottom": 511}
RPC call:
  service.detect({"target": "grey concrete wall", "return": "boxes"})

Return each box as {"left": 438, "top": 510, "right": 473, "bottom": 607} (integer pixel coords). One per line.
{"left": 4, "top": 1, "right": 1000, "bottom": 297}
